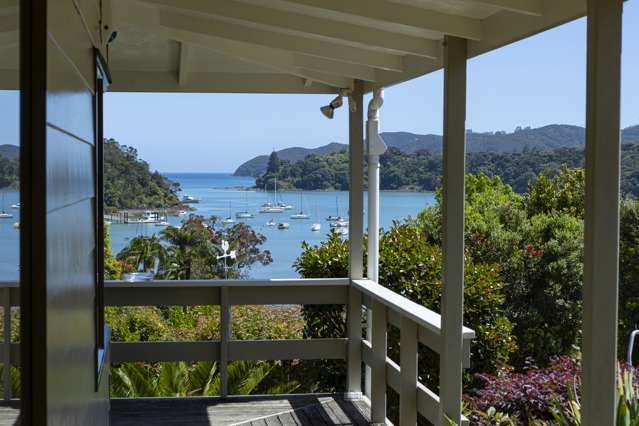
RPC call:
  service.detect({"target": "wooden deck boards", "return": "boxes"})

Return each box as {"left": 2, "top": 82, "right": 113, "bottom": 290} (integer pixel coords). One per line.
{"left": 111, "top": 394, "right": 370, "bottom": 426}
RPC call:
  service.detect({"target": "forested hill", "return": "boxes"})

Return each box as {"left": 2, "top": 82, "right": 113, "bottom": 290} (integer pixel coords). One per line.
{"left": 235, "top": 124, "right": 639, "bottom": 177}
{"left": 256, "top": 144, "right": 639, "bottom": 197}
{"left": 0, "top": 145, "right": 19, "bottom": 189}
{"left": 104, "top": 139, "right": 182, "bottom": 210}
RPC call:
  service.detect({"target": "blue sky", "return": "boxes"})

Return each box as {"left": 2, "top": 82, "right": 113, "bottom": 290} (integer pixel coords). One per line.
{"left": 1, "top": 2, "right": 638, "bottom": 172}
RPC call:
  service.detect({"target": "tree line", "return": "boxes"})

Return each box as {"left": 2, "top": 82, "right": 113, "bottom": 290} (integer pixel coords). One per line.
{"left": 257, "top": 144, "right": 639, "bottom": 197}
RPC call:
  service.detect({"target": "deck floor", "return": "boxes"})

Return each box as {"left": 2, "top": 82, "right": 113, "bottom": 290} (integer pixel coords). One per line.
{"left": 111, "top": 395, "right": 370, "bottom": 426}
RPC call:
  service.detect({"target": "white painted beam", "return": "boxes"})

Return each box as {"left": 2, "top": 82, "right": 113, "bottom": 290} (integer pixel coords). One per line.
{"left": 109, "top": 71, "right": 338, "bottom": 94}
{"left": 143, "top": 0, "right": 443, "bottom": 57}
{"left": 439, "top": 35, "right": 467, "bottom": 426}
{"left": 157, "top": 10, "right": 407, "bottom": 71}
{"left": 582, "top": 0, "right": 623, "bottom": 425}
{"left": 347, "top": 81, "right": 365, "bottom": 395}
{"left": 272, "top": 0, "right": 482, "bottom": 40}
{"left": 464, "top": 0, "right": 543, "bottom": 16}
{"left": 177, "top": 42, "right": 191, "bottom": 86}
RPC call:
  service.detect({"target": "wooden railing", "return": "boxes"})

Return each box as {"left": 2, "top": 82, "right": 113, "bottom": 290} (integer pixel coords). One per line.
{"left": 0, "top": 278, "right": 475, "bottom": 425}
{"left": 352, "top": 279, "right": 474, "bottom": 425}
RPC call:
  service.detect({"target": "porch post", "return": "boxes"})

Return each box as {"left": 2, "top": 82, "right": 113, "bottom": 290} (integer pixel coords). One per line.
{"left": 582, "top": 0, "right": 623, "bottom": 424}
{"left": 347, "top": 80, "right": 365, "bottom": 395}
{"left": 439, "top": 35, "right": 467, "bottom": 425}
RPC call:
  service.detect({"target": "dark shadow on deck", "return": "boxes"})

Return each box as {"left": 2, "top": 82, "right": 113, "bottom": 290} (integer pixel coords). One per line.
{"left": 110, "top": 394, "right": 370, "bottom": 426}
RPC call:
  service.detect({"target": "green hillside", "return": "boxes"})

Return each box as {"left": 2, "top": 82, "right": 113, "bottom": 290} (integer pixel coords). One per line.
{"left": 258, "top": 144, "right": 639, "bottom": 197}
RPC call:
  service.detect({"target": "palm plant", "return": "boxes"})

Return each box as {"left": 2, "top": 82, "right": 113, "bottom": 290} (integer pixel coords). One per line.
{"left": 161, "top": 221, "right": 218, "bottom": 280}
{"left": 117, "top": 234, "right": 165, "bottom": 273}
{"left": 551, "top": 364, "right": 639, "bottom": 426}
{"left": 111, "top": 360, "right": 299, "bottom": 397}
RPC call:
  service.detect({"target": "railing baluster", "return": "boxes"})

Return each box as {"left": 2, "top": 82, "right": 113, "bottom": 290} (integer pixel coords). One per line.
{"left": 365, "top": 306, "right": 372, "bottom": 398}
{"left": 220, "top": 286, "right": 231, "bottom": 397}
{"left": 347, "top": 286, "right": 362, "bottom": 396}
{"left": 3, "top": 287, "right": 11, "bottom": 401}
{"left": 400, "top": 317, "right": 417, "bottom": 426}
{"left": 371, "top": 299, "right": 387, "bottom": 425}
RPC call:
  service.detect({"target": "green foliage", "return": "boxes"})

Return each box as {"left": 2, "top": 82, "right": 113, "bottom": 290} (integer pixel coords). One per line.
{"left": 0, "top": 155, "right": 18, "bottom": 189}
{"left": 253, "top": 144, "right": 639, "bottom": 195}
{"left": 116, "top": 215, "right": 271, "bottom": 280}
{"left": 104, "top": 223, "right": 122, "bottom": 279}
{"left": 266, "top": 151, "right": 281, "bottom": 174}
{"left": 104, "top": 138, "right": 182, "bottom": 210}
{"left": 111, "top": 360, "right": 298, "bottom": 397}
{"left": 295, "top": 224, "right": 516, "bottom": 389}
{"left": 619, "top": 199, "right": 639, "bottom": 360}
{"left": 501, "top": 213, "right": 584, "bottom": 366}
{"left": 550, "top": 366, "right": 639, "bottom": 426}
{"left": 525, "top": 168, "right": 585, "bottom": 219}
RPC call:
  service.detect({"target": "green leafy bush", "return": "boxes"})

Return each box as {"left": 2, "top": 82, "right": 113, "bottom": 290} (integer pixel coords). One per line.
{"left": 295, "top": 224, "right": 516, "bottom": 390}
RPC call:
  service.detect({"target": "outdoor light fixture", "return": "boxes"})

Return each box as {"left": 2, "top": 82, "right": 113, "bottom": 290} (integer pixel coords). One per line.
{"left": 320, "top": 89, "right": 355, "bottom": 119}
{"left": 320, "top": 95, "right": 343, "bottom": 119}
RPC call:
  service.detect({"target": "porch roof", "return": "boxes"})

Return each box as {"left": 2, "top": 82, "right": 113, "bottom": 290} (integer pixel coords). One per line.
{"left": 101, "top": 0, "right": 585, "bottom": 94}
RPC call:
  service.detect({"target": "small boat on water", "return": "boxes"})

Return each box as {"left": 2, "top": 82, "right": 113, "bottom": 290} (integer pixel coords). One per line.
{"left": 330, "top": 219, "right": 349, "bottom": 228}
{"left": 0, "top": 211, "right": 13, "bottom": 219}
{"left": 266, "top": 219, "right": 276, "bottom": 227}
{"left": 223, "top": 201, "right": 235, "bottom": 225}
{"left": 155, "top": 221, "right": 170, "bottom": 227}
{"left": 331, "top": 227, "right": 348, "bottom": 236}
{"left": 290, "top": 192, "right": 309, "bottom": 219}
{"left": 311, "top": 223, "right": 321, "bottom": 232}
{"left": 13, "top": 222, "right": 19, "bottom": 229}
{"left": 10, "top": 203, "right": 19, "bottom": 209}
{"left": 177, "top": 210, "right": 188, "bottom": 215}
{"left": 181, "top": 194, "right": 200, "bottom": 204}
{"left": 138, "top": 211, "right": 160, "bottom": 223}
{"left": 260, "top": 178, "right": 285, "bottom": 213}
{"left": 236, "top": 192, "right": 254, "bottom": 218}
{"left": 277, "top": 222, "right": 289, "bottom": 230}
{"left": 326, "top": 197, "right": 344, "bottom": 222}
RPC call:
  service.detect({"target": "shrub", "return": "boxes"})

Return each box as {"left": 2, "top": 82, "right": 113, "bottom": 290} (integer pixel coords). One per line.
{"left": 295, "top": 224, "right": 516, "bottom": 390}
{"left": 465, "top": 356, "right": 581, "bottom": 423}
{"left": 619, "top": 199, "right": 639, "bottom": 361}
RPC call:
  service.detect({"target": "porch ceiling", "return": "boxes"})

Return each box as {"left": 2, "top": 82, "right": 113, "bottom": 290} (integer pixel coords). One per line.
{"left": 105, "top": 0, "right": 586, "bottom": 94}
{"left": 0, "top": 0, "right": 587, "bottom": 93}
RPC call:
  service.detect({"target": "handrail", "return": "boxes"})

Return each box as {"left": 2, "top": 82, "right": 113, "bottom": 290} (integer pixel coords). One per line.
{"left": 0, "top": 277, "right": 475, "bottom": 425}
{"left": 352, "top": 279, "right": 475, "bottom": 339}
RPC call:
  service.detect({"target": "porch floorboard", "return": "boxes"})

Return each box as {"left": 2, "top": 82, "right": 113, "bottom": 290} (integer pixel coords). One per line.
{"left": 110, "top": 394, "right": 370, "bottom": 426}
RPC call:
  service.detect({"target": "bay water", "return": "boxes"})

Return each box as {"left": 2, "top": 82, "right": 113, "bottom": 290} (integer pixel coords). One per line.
{"left": 0, "top": 173, "right": 436, "bottom": 280}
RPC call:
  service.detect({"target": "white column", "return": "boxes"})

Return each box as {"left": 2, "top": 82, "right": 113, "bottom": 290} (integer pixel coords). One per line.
{"left": 582, "top": 1, "right": 623, "bottom": 424}
{"left": 439, "top": 35, "right": 467, "bottom": 426}
{"left": 347, "top": 80, "right": 365, "bottom": 394}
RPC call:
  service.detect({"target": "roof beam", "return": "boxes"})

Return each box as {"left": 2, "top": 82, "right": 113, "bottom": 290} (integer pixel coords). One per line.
{"left": 463, "top": 0, "right": 543, "bottom": 16}
{"left": 158, "top": 10, "right": 408, "bottom": 71}
{"left": 143, "top": 0, "right": 443, "bottom": 56}
{"left": 268, "top": 0, "right": 482, "bottom": 40}
{"left": 109, "top": 71, "right": 338, "bottom": 94}
{"left": 177, "top": 42, "right": 191, "bottom": 86}
{"left": 169, "top": 30, "right": 354, "bottom": 88}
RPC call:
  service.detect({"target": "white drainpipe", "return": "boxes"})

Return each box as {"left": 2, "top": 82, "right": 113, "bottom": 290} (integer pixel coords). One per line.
{"left": 366, "top": 88, "right": 387, "bottom": 283}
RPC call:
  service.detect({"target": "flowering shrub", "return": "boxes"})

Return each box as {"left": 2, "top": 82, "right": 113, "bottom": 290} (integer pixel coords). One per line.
{"left": 465, "top": 356, "right": 580, "bottom": 423}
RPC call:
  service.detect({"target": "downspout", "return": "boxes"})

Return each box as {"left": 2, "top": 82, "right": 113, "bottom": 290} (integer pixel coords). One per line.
{"left": 366, "top": 88, "right": 387, "bottom": 283}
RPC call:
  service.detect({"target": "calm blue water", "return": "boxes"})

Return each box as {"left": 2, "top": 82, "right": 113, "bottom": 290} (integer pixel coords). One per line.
{"left": 0, "top": 174, "right": 436, "bottom": 280}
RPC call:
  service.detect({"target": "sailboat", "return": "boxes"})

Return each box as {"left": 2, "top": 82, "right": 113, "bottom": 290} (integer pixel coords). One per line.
{"left": 326, "top": 196, "right": 343, "bottom": 222}
{"left": 0, "top": 192, "right": 14, "bottom": 219}
{"left": 290, "top": 192, "right": 309, "bottom": 219}
{"left": 311, "top": 205, "right": 321, "bottom": 231}
{"left": 223, "top": 201, "right": 235, "bottom": 224}
{"left": 10, "top": 202, "right": 19, "bottom": 209}
{"left": 266, "top": 218, "right": 276, "bottom": 226}
{"left": 260, "top": 177, "right": 284, "bottom": 213}
{"left": 236, "top": 192, "right": 254, "bottom": 219}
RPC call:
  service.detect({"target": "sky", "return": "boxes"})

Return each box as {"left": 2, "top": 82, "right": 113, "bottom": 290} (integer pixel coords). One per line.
{"left": 0, "top": 2, "right": 638, "bottom": 172}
